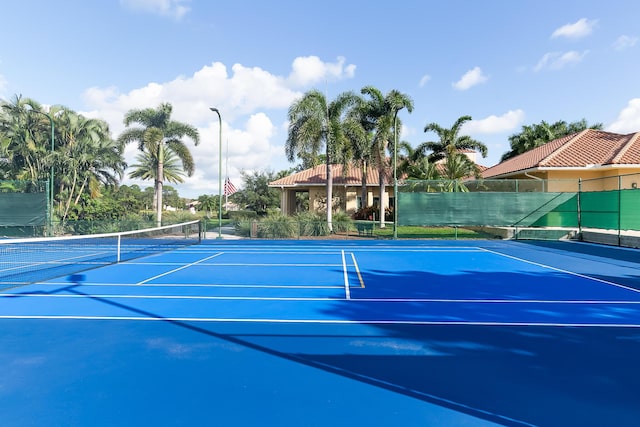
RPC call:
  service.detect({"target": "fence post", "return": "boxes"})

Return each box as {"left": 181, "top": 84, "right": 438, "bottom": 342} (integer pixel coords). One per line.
{"left": 577, "top": 178, "right": 582, "bottom": 235}
{"left": 618, "top": 176, "right": 622, "bottom": 246}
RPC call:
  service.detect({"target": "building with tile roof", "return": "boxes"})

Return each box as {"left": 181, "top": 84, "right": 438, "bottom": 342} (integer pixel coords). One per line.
{"left": 268, "top": 163, "right": 394, "bottom": 216}
{"left": 482, "top": 130, "right": 640, "bottom": 190}
{"left": 269, "top": 150, "right": 484, "bottom": 216}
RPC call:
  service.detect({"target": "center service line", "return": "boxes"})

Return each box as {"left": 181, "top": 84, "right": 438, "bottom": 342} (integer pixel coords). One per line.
{"left": 341, "top": 250, "right": 351, "bottom": 300}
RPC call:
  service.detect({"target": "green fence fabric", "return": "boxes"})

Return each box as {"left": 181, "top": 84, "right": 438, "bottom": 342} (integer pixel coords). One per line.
{"left": 398, "top": 192, "right": 578, "bottom": 227}
{"left": 0, "top": 193, "right": 47, "bottom": 226}
{"left": 580, "top": 189, "right": 640, "bottom": 230}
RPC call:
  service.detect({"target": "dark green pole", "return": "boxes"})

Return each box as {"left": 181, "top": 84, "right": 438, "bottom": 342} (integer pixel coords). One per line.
{"left": 29, "top": 109, "right": 54, "bottom": 236}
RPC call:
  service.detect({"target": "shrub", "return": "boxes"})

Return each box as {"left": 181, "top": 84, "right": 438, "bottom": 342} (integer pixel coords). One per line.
{"left": 257, "top": 214, "right": 296, "bottom": 238}
{"left": 353, "top": 206, "right": 393, "bottom": 221}
{"left": 228, "top": 210, "right": 258, "bottom": 220}
{"left": 331, "top": 212, "right": 353, "bottom": 233}
{"left": 295, "top": 212, "right": 328, "bottom": 236}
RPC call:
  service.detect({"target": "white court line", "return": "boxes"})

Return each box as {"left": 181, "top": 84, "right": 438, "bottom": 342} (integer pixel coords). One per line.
{"left": 4, "top": 292, "right": 640, "bottom": 305}
{"left": 123, "top": 262, "right": 343, "bottom": 267}
{"left": 480, "top": 247, "right": 640, "bottom": 295}
{"left": 183, "top": 246, "right": 484, "bottom": 253}
{"left": 350, "top": 252, "right": 365, "bottom": 288}
{"left": 137, "top": 252, "right": 224, "bottom": 285}
{"left": 341, "top": 250, "right": 350, "bottom": 300}
{"left": 0, "top": 294, "right": 343, "bottom": 301}
{"left": 0, "top": 314, "right": 639, "bottom": 328}
{"left": 37, "top": 282, "right": 344, "bottom": 289}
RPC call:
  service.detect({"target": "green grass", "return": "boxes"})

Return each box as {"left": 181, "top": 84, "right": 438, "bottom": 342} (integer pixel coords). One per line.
{"left": 373, "top": 225, "right": 496, "bottom": 239}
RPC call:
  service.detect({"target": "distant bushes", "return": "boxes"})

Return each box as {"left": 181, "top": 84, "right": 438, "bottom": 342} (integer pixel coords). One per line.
{"left": 234, "top": 212, "right": 353, "bottom": 238}
{"left": 352, "top": 206, "right": 393, "bottom": 222}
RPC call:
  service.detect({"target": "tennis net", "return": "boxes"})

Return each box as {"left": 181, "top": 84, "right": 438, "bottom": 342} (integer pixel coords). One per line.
{"left": 0, "top": 220, "right": 202, "bottom": 290}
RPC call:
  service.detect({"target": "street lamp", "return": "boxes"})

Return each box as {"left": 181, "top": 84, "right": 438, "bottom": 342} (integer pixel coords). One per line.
{"left": 393, "top": 110, "right": 399, "bottom": 240}
{"left": 27, "top": 108, "right": 54, "bottom": 236}
{"left": 209, "top": 107, "right": 223, "bottom": 239}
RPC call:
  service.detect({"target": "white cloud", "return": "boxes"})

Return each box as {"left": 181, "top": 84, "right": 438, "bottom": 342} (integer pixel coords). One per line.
{"left": 120, "top": 0, "right": 191, "bottom": 20}
{"left": 534, "top": 50, "right": 588, "bottom": 71}
{"left": 81, "top": 57, "right": 351, "bottom": 198}
{"left": 551, "top": 18, "right": 597, "bottom": 39}
{"left": 418, "top": 74, "right": 431, "bottom": 88}
{"left": 287, "top": 56, "right": 356, "bottom": 87}
{"left": 452, "top": 67, "right": 488, "bottom": 91}
{"left": 613, "top": 35, "right": 638, "bottom": 51}
{"left": 607, "top": 98, "right": 640, "bottom": 134}
{"left": 461, "top": 110, "right": 525, "bottom": 134}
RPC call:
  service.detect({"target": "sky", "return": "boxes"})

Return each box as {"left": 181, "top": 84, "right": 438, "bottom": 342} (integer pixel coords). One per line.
{"left": 2, "top": 0, "right": 640, "bottom": 199}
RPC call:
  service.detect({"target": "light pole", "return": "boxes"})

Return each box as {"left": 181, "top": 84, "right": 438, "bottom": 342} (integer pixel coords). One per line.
{"left": 393, "top": 110, "right": 399, "bottom": 240}
{"left": 27, "top": 108, "right": 55, "bottom": 236}
{"left": 209, "top": 107, "right": 223, "bottom": 239}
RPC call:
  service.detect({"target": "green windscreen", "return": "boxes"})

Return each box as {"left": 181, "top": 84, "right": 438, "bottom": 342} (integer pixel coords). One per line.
{"left": 580, "top": 189, "right": 640, "bottom": 230}
{"left": 0, "top": 192, "right": 47, "bottom": 226}
{"left": 398, "top": 191, "right": 578, "bottom": 227}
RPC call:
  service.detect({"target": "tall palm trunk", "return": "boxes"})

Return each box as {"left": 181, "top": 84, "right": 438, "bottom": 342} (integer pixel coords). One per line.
{"left": 360, "top": 160, "right": 368, "bottom": 209}
{"left": 378, "top": 168, "right": 386, "bottom": 228}
{"left": 156, "top": 145, "right": 164, "bottom": 227}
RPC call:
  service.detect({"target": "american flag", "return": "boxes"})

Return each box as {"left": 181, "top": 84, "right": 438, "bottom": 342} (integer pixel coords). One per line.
{"left": 224, "top": 177, "right": 237, "bottom": 196}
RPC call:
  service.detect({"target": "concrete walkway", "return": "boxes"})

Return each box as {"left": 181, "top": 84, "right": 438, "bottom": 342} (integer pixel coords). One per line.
{"left": 204, "top": 224, "right": 243, "bottom": 240}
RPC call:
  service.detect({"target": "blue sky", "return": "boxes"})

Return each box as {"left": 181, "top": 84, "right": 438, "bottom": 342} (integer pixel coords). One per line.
{"left": 2, "top": 0, "right": 639, "bottom": 198}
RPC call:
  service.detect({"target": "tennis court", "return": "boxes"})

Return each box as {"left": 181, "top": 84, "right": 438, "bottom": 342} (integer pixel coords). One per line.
{"left": 1, "top": 232, "right": 640, "bottom": 426}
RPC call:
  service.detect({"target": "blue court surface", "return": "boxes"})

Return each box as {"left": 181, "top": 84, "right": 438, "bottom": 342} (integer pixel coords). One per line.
{"left": 1, "top": 239, "right": 640, "bottom": 426}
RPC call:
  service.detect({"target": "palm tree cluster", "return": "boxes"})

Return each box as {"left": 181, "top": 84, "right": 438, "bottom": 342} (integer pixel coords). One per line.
{"left": 501, "top": 119, "right": 602, "bottom": 161}
{"left": 0, "top": 95, "right": 125, "bottom": 221}
{"left": 1, "top": 96, "right": 200, "bottom": 225}
{"left": 286, "top": 88, "right": 490, "bottom": 228}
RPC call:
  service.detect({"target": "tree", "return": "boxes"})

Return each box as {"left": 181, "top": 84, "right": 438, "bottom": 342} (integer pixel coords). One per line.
{"left": 286, "top": 90, "right": 358, "bottom": 230}
{"left": 54, "top": 108, "right": 125, "bottom": 221}
{"left": 1, "top": 96, "right": 125, "bottom": 221}
{"left": 129, "top": 147, "right": 187, "bottom": 188}
{"left": 357, "top": 87, "right": 414, "bottom": 227}
{"left": 416, "top": 115, "right": 488, "bottom": 163}
{"left": 233, "top": 170, "right": 281, "bottom": 215}
{"left": 0, "top": 95, "right": 52, "bottom": 183}
{"left": 118, "top": 103, "right": 199, "bottom": 226}
{"left": 501, "top": 119, "right": 603, "bottom": 161}
{"left": 397, "top": 141, "right": 441, "bottom": 180}
{"left": 162, "top": 185, "right": 181, "bottom": 210}
{"left": 197, "top": 194, "right": 218, "bottom": 217}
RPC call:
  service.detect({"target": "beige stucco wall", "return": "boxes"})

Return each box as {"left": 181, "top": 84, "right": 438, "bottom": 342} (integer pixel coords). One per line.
{"left": 500, "top": 168, "right": 640, "bottom": 192}
{"left": 281, "top": 185, "right": 394, "bottom": 215}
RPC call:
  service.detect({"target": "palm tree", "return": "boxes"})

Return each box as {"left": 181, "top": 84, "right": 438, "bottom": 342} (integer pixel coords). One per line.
{"left": 398, "top": 142, "right": 441, "bottom": 181}
{"left": 286, "top": 89, "right": 357, "bottom": 231}
{"left": 0, "top": 95, "right": 52, "bottom": 183}
{"left": 342, "top": 95, "right": 371, "bottom": 210}
{"left": 54, "top": 108, "right": 125, "bottom": 220}
{"left": 501, "top": 119, "right": 603, "bottom": 161}
{"left": 129, "top": 148, "right": 186, "bottom": 186}
{"left": 358, "top": 87, "right": 413, "bottom": 227}
{"left": 417, "top": 115, "right": 488, "bottom": 163}
{"left": 118, "top": 103, "right": 199, "bottom": 226}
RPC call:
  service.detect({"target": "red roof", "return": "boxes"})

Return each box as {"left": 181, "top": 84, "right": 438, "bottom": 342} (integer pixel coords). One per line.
{"left": 483, "top": 130, "right": 640, "bottom": 178}
{"left": 269, "top": 164, "right": 393, "bottom": 187}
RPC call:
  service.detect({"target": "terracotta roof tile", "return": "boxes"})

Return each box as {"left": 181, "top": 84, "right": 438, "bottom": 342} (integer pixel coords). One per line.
{"left": 483, "top": 130, "right": 640, "bottom": 178}
{"left": 269, "top": 164, "right": 393, "bottom": 187}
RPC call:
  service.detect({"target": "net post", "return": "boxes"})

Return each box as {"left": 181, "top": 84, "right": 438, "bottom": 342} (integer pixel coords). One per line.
{"left": 117, "top": 235, "right": 121, "bottom": 263}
